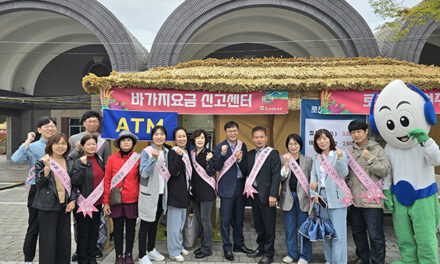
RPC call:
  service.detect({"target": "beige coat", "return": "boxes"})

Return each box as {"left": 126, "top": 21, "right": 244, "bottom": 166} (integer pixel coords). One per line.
{"left": 279, "top": 154, "right": 312, "bottom": 212}
{"left": 347, "top": 138, "right": 391, "bottom": 208}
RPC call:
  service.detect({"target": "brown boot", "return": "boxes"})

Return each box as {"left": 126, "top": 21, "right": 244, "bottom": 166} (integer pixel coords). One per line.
{"left": 125, "top": 252, "right": 135, "bottom": 264}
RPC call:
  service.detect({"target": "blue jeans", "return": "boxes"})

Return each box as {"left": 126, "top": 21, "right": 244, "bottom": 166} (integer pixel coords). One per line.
{"left": 283, "top": 192, "right": 312, "bottom": 262}
{"left": 320, "top": 190, "right": 347, "bottom": 264}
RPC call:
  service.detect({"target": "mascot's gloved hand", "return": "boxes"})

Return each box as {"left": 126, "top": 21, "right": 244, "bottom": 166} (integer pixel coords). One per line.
{"left": 383, "top": 189, "right": 394, "bottom": 211}
{"left": 408, "top": 128, "right": 429, "bottom": 143}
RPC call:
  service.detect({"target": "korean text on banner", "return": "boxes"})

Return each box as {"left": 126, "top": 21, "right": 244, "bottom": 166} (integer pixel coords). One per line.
{"left": 101, "top": 109, "right": 177, "bottom": 141}
{"left": 321, "top": 89, "right": 440, "bottom": 114}
{"left": 300, "top": 99, "right": 366, "bottom": 157}
{"left": 100, "top": 87, "right": 288, "bottom": 114}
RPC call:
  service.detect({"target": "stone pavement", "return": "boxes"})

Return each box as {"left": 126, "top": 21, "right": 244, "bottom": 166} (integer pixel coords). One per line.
{"left": 0, "top": 155, "right": 437, "bottom": 264}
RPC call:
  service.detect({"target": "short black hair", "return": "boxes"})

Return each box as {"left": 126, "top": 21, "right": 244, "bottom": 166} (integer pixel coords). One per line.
{"left": 224, "top": 121, "right": 239, "bottom": 131}
{"left": 251, "top": 126, "right": 266, "bottom": 136}
{"left": 285, "top": 134, "right": 303, "bottom": 151}
{"left": 191, "top": 129, "right": 209, "bottom": 146}
{"left": 80, "top": 134, "right": 98, "bottom": 146}
{"left": 36, "top": 116, "right": 56, "bottom": 128}
{"left": 81, "top": 111, "right": 102, "bottom": 123}
{"left": 348, "top": 119, "right": 368, "bottom": 132}
{"left": 152, "top": 125, "right": 167, "bottom": 139}
{"left": 173, "top": 127, "right": 187, "bottom": 139}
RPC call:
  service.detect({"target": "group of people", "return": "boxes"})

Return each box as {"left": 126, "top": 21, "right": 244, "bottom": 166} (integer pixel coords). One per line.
{"left": 11, "top": 109, "right": 438, "bottom": 264}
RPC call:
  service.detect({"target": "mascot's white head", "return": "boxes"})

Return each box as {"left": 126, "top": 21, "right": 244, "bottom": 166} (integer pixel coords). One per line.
{"left": 370, "top": 80, "right": 436, "bottom": 149}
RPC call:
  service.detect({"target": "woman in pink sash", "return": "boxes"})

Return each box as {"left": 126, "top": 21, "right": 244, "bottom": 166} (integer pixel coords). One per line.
{"left": 71, "top": 134, "right": 105, "bottom": 264}
{"left": 103, "top": 130, "right": 140, "bottom": 264}
{"left": 138, "top": 125, "right": 169, "bottom": 264}
{"left": 33, "top": 133, "right": 77, "bottom": 264}
{"left": 189, "top": 129, "right": 216, "bottom": 259}
{"left": 309, "top": 129, "right": 349, "bottom": 264}
{"left": 279, "top": 134, "right": 313, "bottom": 264}
{"left": 167, "top": 127, "right": 191, "bottom": 262}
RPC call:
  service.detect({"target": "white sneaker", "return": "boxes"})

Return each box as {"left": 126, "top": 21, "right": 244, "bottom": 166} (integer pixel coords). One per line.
{"left": 148, "top": 248, "right": 165, "bottom": 261}
{"left": 139, "top": 255, "right": 153, "bottom": 264}
{"left": 282, "top": 255, "right": 294, "bottom": 263}
{"left": 181, "top": 248, "right": 189, "bottom": 256}
{"left": 298, "top": 258, "right": 308, "bottom": 264}
{"left": 170, "top": 254, "right": 185, "bottom": 262}
{"left": 325, "top": 262, "right": 330, "bottom": 264}
{"left": 24, "top": 262, "right": 33, "bottom": 264}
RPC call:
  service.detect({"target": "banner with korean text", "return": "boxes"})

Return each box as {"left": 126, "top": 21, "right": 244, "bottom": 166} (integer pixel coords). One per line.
{"left": 100, "top": 87, "right": 288, "bottom": 114}
{"left": 320, "top": 89, "right": 440, "bottom": 114}
{"left": 301, "top": 99, "right": 366, "bottom": 157}
{"left": 101, "top": 109, "right": 177, "bottom": 141}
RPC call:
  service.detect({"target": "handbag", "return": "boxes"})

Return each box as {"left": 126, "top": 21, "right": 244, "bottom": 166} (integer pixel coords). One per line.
{"left": 183, "top": 206, "right": 200, "bottom": 248}
{"left": 109, "top": 178, "right": 126, "bottom": 206}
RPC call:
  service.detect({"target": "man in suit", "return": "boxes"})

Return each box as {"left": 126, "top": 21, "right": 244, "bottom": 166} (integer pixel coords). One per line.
{"left": 245, "top": 126, "right": 281, "bottom": 264}
{"left": 213, "top": 121, "right": 253, "bottom": 261}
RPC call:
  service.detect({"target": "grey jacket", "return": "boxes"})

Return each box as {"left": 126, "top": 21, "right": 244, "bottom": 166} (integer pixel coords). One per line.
{"left": 69, "top": 132, "right": 111, "bottom": 164}
{"left": 279, "top": 154, "right": 312, "bottom": 212}
{"left": 347, "top": 138, "right": 391, "bottom": 208}
{"left": 138, "top": 144, "right": 168, "bottom": 222}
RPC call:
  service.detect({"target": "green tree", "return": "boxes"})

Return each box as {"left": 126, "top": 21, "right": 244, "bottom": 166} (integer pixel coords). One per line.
{"left": 369, "top": 0, "right": 440, "bottom": 40}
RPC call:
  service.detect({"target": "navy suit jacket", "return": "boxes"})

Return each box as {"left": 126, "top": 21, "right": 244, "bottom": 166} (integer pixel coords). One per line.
{"left": 213, "top": 140, "right": 248, "bottom": 198}
{"left": 246, "top": 147, "right": 281, "bottom": 204}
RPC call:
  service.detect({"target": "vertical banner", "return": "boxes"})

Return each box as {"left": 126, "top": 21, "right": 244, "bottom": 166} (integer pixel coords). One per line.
{"left": 101, "top": 109, "right": 178, "bottom": 141}
{"left": 301, "top": 99, "right": 366, "bottom": 157}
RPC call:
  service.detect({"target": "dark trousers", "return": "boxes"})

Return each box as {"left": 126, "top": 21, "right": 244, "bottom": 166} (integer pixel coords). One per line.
{"left": 24, "top": 185, "right": 39, "bottom": 262}
{"left": 74, "top": 205, "right": 102, "bottom": 264}
{"left": 251, "top": 194, "right": 276, "bottom": 259}
{"left": 38, "top": 209, "right": 71, "bottom": 264}
{"left": 349, "top": 206, "right": 385, "bottom": 264}
{"left": 139, "top": 194, "right": 163, "bottom": 258}
{"left": 193, "top": 199, "right": 214, "bottom": 254}
{"left": 113, "top": 217, "right": 136, "bottom": 256}
{"left": 220, "top": 180, "right": 246, "bottom": 251}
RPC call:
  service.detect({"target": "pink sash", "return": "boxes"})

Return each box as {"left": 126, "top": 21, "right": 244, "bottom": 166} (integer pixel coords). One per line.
{"left": 144, "top": 146, "right": 171, "bottom": 182}
{"left": 96, "top": 136, "right": 105, "bottom": 152}
{"left": 50, "top": 158, "right": 72, "bottom": 197}
{"left": 345, "top": 149, "right": 387, "bottom": 204}
{"left": 317, "top": 153, "right": 353, "bottom": 207}
{"left": 110, "top": 152, "right": 141, "bottom": 189}
{"left": 77, "top": 180, "right": 103, "bottom": 218}
{"left": 191, "top": 150, "right": 216, "bottom": 191}
{"left": 244, "top": 147, "right": 273, "bottom": 198}
{"left": 283, "top": 153, "right": 311, "bottom": 207}
{"left": 172, "top": 146, "right": 192, "bottom": 178}
{"left": 25, "top": 166, "right": 36, "bottom": 193}
{"left": 217, "top": 140, "right": 243, "bottom": 189}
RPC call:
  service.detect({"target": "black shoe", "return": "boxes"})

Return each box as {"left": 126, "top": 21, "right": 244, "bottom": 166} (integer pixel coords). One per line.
{"left": 195, "top": 251, "right": 212, "bottom": 259}
{"left": 88, "top": 260, "right": 98, "bottom": 264}
{"left": 233, "top": 245, "right": 254, "bottom": 254}
{"left": 349, "top": 258, "right": 368, "bottom": 264}
{"left": 194, "top": 247, "right": 202, "bottom": 255}
{"left": 247, "top": 249, "right": 263, "bottom": 258}
{"left": 258, "top": 255, "right": 273, "bottom": 264}
{"left": 224, "top": 250, "right": 234, "bottom": 261}
{"left": 96, "top": 249, "right": 103, "bottom": 258}
{"left": 72, "top": 252, "right": 78, "bottom": 262}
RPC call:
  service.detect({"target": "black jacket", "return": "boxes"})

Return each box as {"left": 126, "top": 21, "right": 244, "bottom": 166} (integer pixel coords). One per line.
{"left": 167, "top": 149, "right": 190, "bottom": 208}
{"left": 245, "top": 147, "right": 281, "bottom": 204}
{"left": 190, "top": 148, "right": 216, "bottom": 201}
{"left": 32, "top": 158, "right": 78, "bottom": 211}
{"left": 71, "top": 153, "right": 105, "bottom": 199}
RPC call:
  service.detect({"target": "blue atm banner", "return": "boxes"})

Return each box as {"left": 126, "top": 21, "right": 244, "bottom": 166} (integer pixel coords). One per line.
{"left": 102, "top": 109, "right": 178, "bottom": 141}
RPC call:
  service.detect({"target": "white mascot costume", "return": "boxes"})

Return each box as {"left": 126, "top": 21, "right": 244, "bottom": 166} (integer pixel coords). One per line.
{"left": 370, "top": 79, "right": 440, "bottom": 264}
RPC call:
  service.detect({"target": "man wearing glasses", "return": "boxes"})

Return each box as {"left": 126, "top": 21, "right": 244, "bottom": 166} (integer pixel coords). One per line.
{"left": 213, "top": 121, "right": 254, "bottom": 261}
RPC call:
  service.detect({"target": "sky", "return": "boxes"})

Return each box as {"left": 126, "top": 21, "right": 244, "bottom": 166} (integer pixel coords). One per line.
{"left": 97, "top": 0, "right": 422, "bottom": 51}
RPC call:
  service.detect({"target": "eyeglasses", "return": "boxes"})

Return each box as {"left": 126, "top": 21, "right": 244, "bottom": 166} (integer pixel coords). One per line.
{"left": 41, "top": 124, "right": 56, "bottom": 129}
{"left": 85, "top": 120, "right": 99, "bottom": 124}
{"left": 226, "top": 130, "right": 238, "bottom": 134}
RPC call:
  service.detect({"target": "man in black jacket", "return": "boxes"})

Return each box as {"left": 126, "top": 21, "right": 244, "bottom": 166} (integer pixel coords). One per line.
{"left": 245, "top": 126, "right": 281, "bottom": 264}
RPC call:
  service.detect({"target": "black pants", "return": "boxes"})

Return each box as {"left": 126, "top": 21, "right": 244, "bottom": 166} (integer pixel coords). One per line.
{"left": 251, "top": 194, "right": 276, "bottom": 259}
{"left": 349, "top": 206, "right": 385, "bottom": 264}
{"left": 193, "top": 199, "right": 214, "bottom": 254}
{"left": 113, "top": 216, "right": 136, "bottom": 256}
{"left": 74, "top": 205, "right": 102, "bottom": 264}
{"left": 139, "top": 194, "right": 163, "bottom": 258}
{"left": 38, "top": 209, "right": 71, "bottom": 264}
{"left": 24, "top": 185, "right": 39, "bottom": 262}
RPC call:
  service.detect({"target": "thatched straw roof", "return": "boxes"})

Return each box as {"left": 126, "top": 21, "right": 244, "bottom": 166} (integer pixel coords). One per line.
{"left": 83, "top": 57, "right": 440, "bottom": 110}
